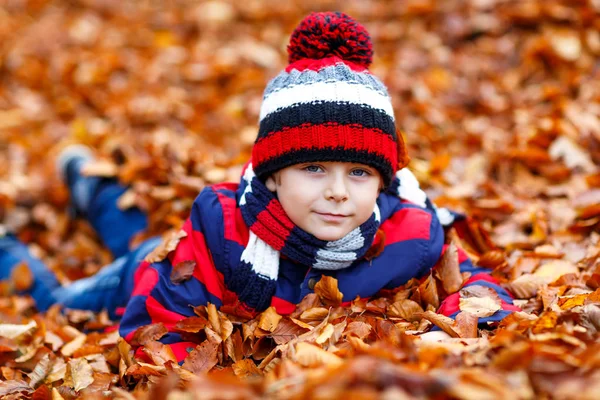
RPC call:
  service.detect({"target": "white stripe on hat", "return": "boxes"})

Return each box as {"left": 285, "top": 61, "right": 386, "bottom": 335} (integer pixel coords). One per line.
{"left": 259, "top": 80, "right": 395, "bottom": 122}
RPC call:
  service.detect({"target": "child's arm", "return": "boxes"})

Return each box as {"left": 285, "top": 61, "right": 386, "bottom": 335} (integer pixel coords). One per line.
{"left": 119, "top": 188, "right": 226, "bottom": 363}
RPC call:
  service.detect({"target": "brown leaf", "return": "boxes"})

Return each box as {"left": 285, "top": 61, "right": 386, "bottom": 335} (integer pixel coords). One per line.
{"left": 142, "top": 340, "right": 178, "bottom": 365}
{"left": 436, "top": 242, "right": 463, "bottom": 294}
{"left": 418, "top": 274, "right": 440, "bottom": 309}
{"left": 232, "top": 359, "right": 263, "bottom": 378}
{"left": 28, "top": 354, "right": 51, "bottom": 388}
{"left": 418, "top": 311, "right": 460, "bottom": 338}
{"left": 182, "top": 340, "right": 219, "bottom": 374}
{"left": 11, "top": 262, "right": 33, "bottom": 292}
{"left": 144, "top": 229, "right": 188, "bottom": 263}
{"left": 299, "top": 307, "right": 330, "bottom": 321}
{"left": 269, "top": 318, "right": 309, "bottom": 345}
{"left": 290, "top": 293, "right": 321, "bottom": 318}
{"left": 0, "top": 380, "right": 32, "bottom": 397}
{"left": 293, "top": 342, "right": 343, "bottom": 368}
{"left": 343, "top": 321, "right": 372, "bottom": 340}
{"left": 131, "top": 323, "right": 168, "bottom": 347}
{"left": 224, "top": 330, "right": 244, "bottom": 362}
{"left": 174, "top": 316, "right": 209, "bottom": 333}
{"left": 170, "top": 260, "right": 196, "bottom": 284}
{"left": 68, "top": 358, "right": 94, "bottom": 392}
{"left": 314, "top": 276, "right": 344, "bottom": 306}
{"left": 454, "top": 312, "right": 479, "bottom": 338}
{"left": 387, "top": 299, "right": 424, "bottom": 321}
{"left": 258, "top": 307, "right": 282, "bottom": 333}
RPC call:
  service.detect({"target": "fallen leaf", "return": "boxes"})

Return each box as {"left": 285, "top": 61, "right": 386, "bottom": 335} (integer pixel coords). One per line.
{"left": 258, "top": 307, "right": 282, "bottom": 333}
{"left": 11, "top": 262, "right": 33, "bottom": 291}
{"left": 144, "top": 230, "right": 188, "bottom": 263}
{"left": 232, "top": 359, "right": 263, "bottom": 378}
{"left": 436, "top": 242, "right": 463, "bottom": 294}
{"left": 174, "top": 316, "right": 209, "bottom": 333}
{"left": 182, "top": 340, "right": 219, "bottom": 374}
{"left": 131, "top": 323, "right": 168, "bottom": 347}
{"left": 0, "top": 320, "right": 37, "bottom": 339}
{"left": 170, "top": 260, "right": 196, "bottom": 284}
{"left": 270, "top": 318, "right": 309, "bottom": 345}
{"left": 387, "top": 299, "right": 424, "bottom": 321}
{"left": 142, "top": 340, "right": 178, "bottom": 365}
{"left": 68, "top": 358, "right": 94, "bottom": 392}
{"left": 60, "top": 334, "right": 87, "bottom": 357}
{"left": 343, "top": 321, "right": 372, "bottom": 340}
{"left": 293, "top": 342, "right": 343, "bottom": 368}
{"left": 314, "top": 276, "right": 344, "bottom": 306}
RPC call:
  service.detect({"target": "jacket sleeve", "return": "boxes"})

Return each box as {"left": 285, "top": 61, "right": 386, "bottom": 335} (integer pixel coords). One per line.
{"left": 436, "top": 238, "right": 520, "bottom": 326}
{"left": 119, "top": 188, "right": 226, "bottom": 363}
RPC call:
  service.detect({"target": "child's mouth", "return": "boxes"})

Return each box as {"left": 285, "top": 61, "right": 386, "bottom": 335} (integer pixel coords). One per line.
{"left": 315, "top": 212, "right": 348, "bottom": 222}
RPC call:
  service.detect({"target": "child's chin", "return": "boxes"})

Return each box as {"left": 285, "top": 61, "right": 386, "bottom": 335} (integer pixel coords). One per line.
{"left": 311, "top": 228, "right": 348, "bottom": 242}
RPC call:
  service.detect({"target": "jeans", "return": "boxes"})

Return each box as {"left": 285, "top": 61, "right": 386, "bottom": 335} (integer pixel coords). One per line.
{"left": 0, "top": 177, "right": 160, "bottom": 319}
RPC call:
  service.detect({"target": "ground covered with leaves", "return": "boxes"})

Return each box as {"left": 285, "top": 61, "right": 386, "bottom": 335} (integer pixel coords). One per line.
{"left": 1, "top": 0, "right": 600, "bottom": 398}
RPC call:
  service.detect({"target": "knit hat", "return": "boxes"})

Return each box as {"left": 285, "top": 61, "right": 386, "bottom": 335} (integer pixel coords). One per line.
{"left": 251, "top": 11, "right": 407, "bottom": 188}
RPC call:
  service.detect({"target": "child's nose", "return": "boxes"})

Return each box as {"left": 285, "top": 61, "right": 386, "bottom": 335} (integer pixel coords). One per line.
{"left": 324, "top": 175, "right": 349, "bottom": 201}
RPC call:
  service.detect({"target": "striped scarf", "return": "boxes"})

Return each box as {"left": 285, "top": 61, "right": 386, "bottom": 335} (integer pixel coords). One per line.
{"left": 227, "top": 162, "right": 454, "bottom": 312}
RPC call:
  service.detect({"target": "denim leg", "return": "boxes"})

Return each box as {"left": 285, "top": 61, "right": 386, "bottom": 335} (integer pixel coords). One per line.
{"left": 86, "top": 179, "right": 149, "bottom": 259}
{"left": 0, "top": 235, "right": 60, "bottom": 311}
{"left": 50, "top": 236, "right": 161, "bottom": 319}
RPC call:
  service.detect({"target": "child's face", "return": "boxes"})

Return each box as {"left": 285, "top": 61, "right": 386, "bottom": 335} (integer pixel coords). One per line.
{"left": 265, "top": 161, "right": 382, "bottom": 242}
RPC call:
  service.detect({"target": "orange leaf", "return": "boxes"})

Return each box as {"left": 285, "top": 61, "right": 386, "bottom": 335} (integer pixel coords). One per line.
{"left": 314, "top": 276, "right": 343, "bottom": 306}
{"left": 174, "top": 316, "right": 209, "bottom": 333}
{"left": 343, "top": 321, "right": 372, "bottom": 340}
{"left": 387, "top": 299, "right": 424, "bottom": 321}
{"left": 257, "top": 307, "right": 282, "bottom": 333}
{"left": 454, "top": 312, "right": 479, "bottom": 338}
{"left": 182, "top": 340, "right": 219, "bottom": 374}
{"left": 11, "top": 262, "right": 33, "bottom": 292}
{"left": 232, "top": 359, "right": 263, "bottom": 378}
{"left": 270, "top": 319, "right": 309, "bottom": 345}
{"left": 418, "top": 274, "right": 439, "bottom": 309}
{"left": 418, "top": 311, "right": 460, "bottom": 338}
{"left": 170, "top": 260, "right": 196, "bottom": 284}
{"left": 142, "top": 340, "right": 178, "bottom": 365}
{"left": 131, "top": 323, "right": 168, "bottom": 347}
{"left": 144, "top": 229, "right": 187, "bottom": 263}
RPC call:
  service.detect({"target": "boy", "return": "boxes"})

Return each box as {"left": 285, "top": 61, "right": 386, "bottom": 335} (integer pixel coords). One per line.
{"left": 0, "top": 12, "right": 517, "bottom": 361}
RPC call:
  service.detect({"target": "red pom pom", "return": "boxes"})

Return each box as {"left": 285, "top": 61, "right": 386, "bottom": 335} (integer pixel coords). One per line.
{"left": 287, "top": 12, "right": 373, "bottom": 68}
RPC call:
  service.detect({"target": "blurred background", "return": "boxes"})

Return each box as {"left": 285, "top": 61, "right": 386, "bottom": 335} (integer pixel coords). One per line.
{"left": 0, "top": 0, "right": 599, "bottom": 283}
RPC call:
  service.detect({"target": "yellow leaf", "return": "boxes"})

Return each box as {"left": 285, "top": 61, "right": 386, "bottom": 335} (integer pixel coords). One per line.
{"left": 315, "top": 323, "right": 334, "bottom": 345}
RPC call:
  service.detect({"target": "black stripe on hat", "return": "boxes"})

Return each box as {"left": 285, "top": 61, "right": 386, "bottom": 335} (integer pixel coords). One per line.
{"left": 258, "top": 101, "right": 396, "bottom": 140}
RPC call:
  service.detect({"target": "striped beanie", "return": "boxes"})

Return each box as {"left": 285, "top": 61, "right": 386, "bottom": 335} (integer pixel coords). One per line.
{"left": 251, "top": 12, "right": 406, "bottom": 189}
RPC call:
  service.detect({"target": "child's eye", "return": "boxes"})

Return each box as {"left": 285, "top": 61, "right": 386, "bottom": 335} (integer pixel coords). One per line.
{"left": 304, "top": 165, "right": 323, "bottom": 173}
{"left": 350, "top": 169, "right": 371, "bottom": 177}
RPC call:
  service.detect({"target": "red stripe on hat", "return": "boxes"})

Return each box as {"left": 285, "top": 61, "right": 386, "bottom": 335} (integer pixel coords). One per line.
{"left": 286, "top": 56, "right": 369, "bottom": 73}
{"left": 253, "top": 124, "right": 397, "bottom": 168}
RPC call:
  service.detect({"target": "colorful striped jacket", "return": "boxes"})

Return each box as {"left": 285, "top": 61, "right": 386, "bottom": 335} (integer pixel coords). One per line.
{"left": 119, "top": 182, "right": 518, "bottom": 362}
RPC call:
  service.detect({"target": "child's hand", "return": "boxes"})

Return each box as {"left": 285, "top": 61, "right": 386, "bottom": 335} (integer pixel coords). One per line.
{"left": 418, "top": 331, "right": 452, "bottom": 342}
